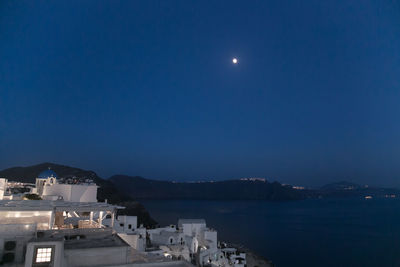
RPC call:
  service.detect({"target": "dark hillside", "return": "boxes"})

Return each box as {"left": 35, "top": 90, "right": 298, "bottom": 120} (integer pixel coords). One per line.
{"left": 110, "top": 175, "right": 307, "bottom": 200}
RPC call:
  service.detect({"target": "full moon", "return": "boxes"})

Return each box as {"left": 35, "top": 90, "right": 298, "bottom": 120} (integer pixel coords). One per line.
{"left": 232, "top": 58, "right": 238, "bottom": 64}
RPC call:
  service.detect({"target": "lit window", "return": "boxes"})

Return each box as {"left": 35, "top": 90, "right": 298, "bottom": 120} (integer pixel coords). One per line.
{"left": 35, "top": 247, "right": 52, "bottom": 263}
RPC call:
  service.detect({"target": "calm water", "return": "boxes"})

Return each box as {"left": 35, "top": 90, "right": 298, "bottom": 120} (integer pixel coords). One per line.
{"left": 142, "top": 198, "right": 400, "bottom": 267}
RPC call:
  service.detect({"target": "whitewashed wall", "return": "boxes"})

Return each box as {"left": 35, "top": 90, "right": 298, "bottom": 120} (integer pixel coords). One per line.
{"left": 64, "top": 246, "right": 130, "bottom": 266}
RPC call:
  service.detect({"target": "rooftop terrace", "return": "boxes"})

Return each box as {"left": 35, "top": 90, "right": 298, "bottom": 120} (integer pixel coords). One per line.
{"left": 0, "top": 200, "right": 123, "bottom": 211}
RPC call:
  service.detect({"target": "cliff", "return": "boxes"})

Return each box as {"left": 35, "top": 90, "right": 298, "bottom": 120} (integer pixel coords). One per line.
{"left": 109, "top": 175, "right": 307, "bottom": 201}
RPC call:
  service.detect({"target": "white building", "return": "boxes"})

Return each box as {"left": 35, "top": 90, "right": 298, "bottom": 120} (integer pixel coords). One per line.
{"left": 0, "top": 200, "right": 125, "bottom": 266}
{"left": 112, "top": 215, "right": 138, "bottom": 233}
{"left": 0, "top": 169, "right": 190, "bottom": 267}
{"left": 0, "top": 168, "right": 245, "bottom": 267}
{"left": 148, "top": 219, "right": 245, "bottom": 267}
{"left": 31, "top": 169, "right": 97, "bottom": 202}
{"left": 0, "top": 178, "right": 7, "bottom": 200}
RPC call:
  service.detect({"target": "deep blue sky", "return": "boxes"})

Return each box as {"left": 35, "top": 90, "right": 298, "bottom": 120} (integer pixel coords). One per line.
{"left": 1, "top": 1, "right": 399, "bottom": 186}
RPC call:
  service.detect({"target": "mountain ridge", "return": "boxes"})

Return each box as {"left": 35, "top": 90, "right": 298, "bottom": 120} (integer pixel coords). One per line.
{"left": 109, "top": 175, "right": 400, "bottom": 200}
{"left": 109, "top": 174, "right": 308, "bottom": 200}
{"left": 2, "top": 163, "right": 400, "bottom": 204}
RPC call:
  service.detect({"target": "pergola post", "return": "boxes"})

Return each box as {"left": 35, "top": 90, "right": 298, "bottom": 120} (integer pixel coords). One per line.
{"left": 111, "top": 211, "right": 115, "bottom": 228}
{"left": 99, "top": 211, "right": 103, "bottom": 228}
{"left": 90, "top": 211, "right": 93, "bottom": 226}
{"left": 49, "top": 210, "right": 55, "bottom": 230}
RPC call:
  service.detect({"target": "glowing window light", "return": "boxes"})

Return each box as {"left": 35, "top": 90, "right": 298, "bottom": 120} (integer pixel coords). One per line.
{"left": 35, "top": 248, "right": 52, "bottom": 263}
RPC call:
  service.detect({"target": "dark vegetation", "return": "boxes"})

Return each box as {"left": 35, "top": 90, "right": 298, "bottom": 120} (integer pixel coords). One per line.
{"left": 23, "top": 193, "right": 42, "bottom": 200}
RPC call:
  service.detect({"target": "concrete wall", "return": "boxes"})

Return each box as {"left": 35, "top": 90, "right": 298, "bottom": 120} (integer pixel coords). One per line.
{"left": 0, "top": 211, "right": 52, "bottom": 230}
{"left": 106, "top": 215, "right": 138, "bottom": 233}
{"left": 119, "top": 215, "right": 138, "bottom": 232}
{"left": 103, "top": 215, "right": 138, "bottom": 234}
{"left": 71, "top": 184, "right": 97, "bottom": 202}
{"left": 0, "top": 178, "right": 7, "bottom": 200}
{"left": 199, "top": 247, "right": 219, "bottom": 266}
{"left": 35, "top": 178, "right": 47, "bottom": 196}
{"left": 118, "top": 233, "right": 145, "bottom": 251}
{"left": 204, "top": 230, "right": 217, "bottom": 249}
{"left": 0, "top": 230, "right": 36, "bottom": 265}
{"left": 182, "top": 223, "right": 206, "bottom": 237}
{"left": 24, "top": 241, "right": 64, "bottom": 267}
{"left": 42, "top": 184, "right": 97, "bottom": 202}
{"left": 151, "top": 232, "right": 179, "bottom": 246}
{"left": 148, "top": 226, "right": 176, "bottom": 236}
{"left": 43, "top": 184, "right": 71, "bottom": 201}
{"left": 64, "top": 246, "right": 130, "bottom": 266}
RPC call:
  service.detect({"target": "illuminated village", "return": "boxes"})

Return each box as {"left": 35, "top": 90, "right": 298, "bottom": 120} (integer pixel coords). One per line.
{"left": 0, "top": 169, "right": 246, "bottom": 267}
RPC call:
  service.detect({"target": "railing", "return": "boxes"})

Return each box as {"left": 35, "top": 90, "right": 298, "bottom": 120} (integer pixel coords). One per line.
{"left": 37, "top": 227, "right": 113, "bottom": 238}
{"left": 0, "top": 223, "right": 37, "bottom": 234}
{"left": 78, "top": 219, "right": 101, "bottom": 228}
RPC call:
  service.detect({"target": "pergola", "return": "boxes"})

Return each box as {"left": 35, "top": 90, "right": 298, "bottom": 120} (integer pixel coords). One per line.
{"left": 0, "top": 200, "right": 124, "bottom": 230}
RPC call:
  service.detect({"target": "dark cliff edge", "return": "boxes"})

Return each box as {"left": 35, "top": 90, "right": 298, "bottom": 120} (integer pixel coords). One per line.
{"left": 109, "top": 175, "right": 308, "bottom": 201}
{"left": 0, "top": 163, "right": 157, "bottom": 227}
{"left": 109, "top": 176, "right": 400, "bottom": 201}
{"left": 315, "top": 181, "right": 400, "bottom": 198}
{"left": 2, "top": 163, "right": 398, "bottom": 227}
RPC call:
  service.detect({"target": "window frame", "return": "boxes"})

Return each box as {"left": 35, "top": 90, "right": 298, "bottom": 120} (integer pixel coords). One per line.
{"left": 32, "top": 245, "right": 55, "bottom": 267}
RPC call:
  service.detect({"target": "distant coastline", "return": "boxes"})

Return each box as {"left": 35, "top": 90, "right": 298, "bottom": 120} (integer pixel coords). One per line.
{"left": 1, "top": 163, "right": 399, "bottom": 203}
{"left": 2, "top": 163, "right": 400, "bottom": 267}
{"left": 110, "top": 175, "right": 400, "bottom": 201}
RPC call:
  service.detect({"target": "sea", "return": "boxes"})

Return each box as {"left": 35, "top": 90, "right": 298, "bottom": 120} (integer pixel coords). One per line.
{"left": 141, "top": 198, "right": 400, "bottom": 267}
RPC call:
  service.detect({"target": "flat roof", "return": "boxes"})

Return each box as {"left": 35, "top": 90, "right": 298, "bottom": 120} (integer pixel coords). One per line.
{"left": 64, "top": 232, "right": 128, "bottom": 249}
{"left": 28, "top": 228, "right": 129, "bottom": 249}
{"left": 178, "top": 219, "right": 206, "bottom": 226}
{"left": 0, "top": 200, "right": 124, "bottom": 212}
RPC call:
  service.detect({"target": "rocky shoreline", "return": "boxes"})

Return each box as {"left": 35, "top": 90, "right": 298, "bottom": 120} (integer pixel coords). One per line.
{"left": 226, "top": 243, "right": 274, "bottom": 267}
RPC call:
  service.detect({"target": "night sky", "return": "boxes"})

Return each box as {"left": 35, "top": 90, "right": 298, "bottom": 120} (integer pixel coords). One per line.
{"left": 1, "top": 1, "right": 399, "bottom": 186}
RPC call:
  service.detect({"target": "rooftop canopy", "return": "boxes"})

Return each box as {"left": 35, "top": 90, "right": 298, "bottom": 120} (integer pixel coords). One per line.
{"left": 0, "top": 200, "right": 124, "bottom": 212}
